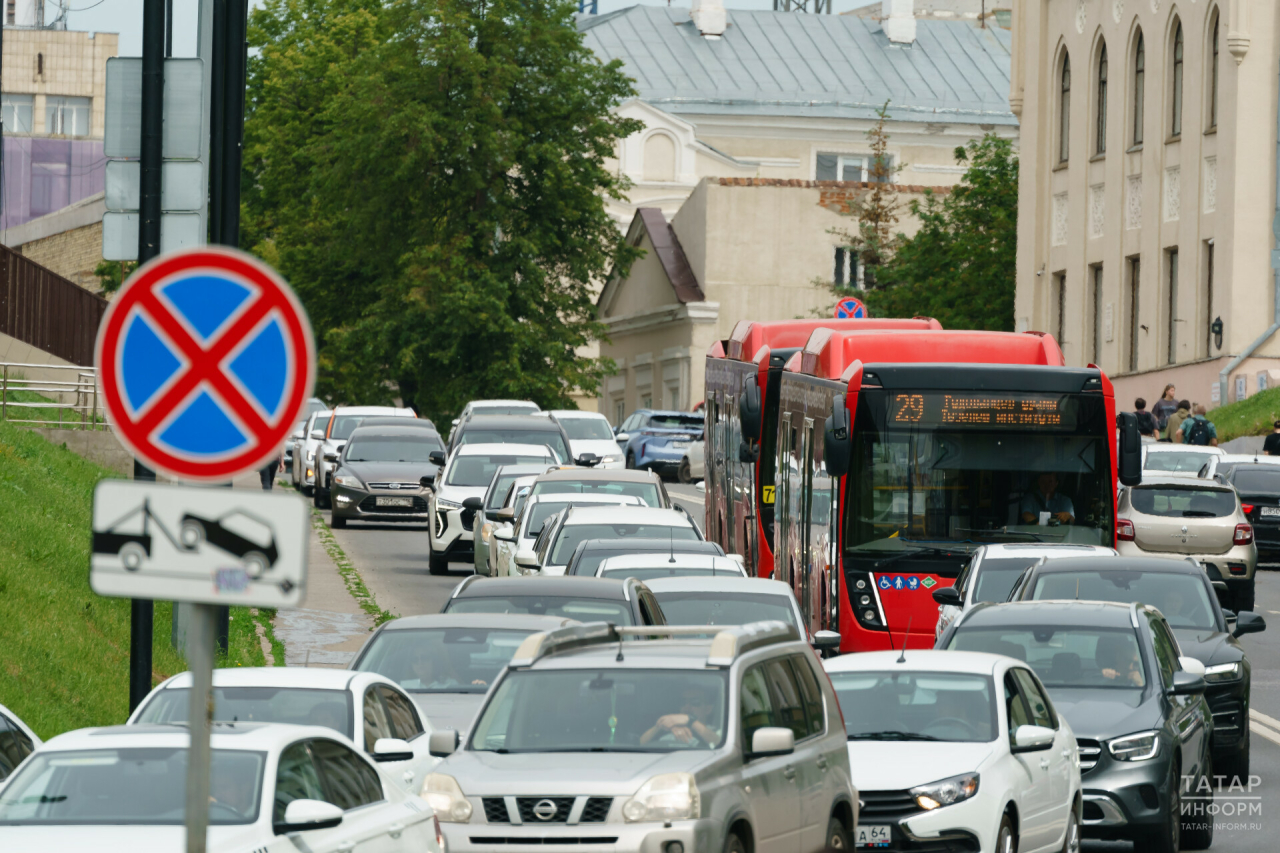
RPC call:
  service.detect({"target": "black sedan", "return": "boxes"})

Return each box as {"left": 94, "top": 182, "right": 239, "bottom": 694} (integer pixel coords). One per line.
{"left": 329, "top": 424, "right": 443, "bottom": 529}
{"left": 1222, "top": 463, "right": 1280, "bottom": 562}
{"left": 1006, "top": 554, "right": 1265, "bottom": 778}
{"left": 938, "top": 599, "right": 1213, "bottom": 853}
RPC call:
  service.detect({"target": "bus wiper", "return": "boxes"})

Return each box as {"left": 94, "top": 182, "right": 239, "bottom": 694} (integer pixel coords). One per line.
{"left": 848, "top": 731, "right": 941, "bottom": 741}
{"left": 873, "top": 545, "right": 958, "bottom": 570}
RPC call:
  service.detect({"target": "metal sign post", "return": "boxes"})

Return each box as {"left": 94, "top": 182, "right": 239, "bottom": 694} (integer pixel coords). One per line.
{"left": 184, "top": 604, "right": 215, "bottom": 853}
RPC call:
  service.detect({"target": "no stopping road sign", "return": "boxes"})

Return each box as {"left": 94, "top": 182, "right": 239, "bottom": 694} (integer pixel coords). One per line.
{"left": 95, "top": 246, "right": 316, "bottom": 481}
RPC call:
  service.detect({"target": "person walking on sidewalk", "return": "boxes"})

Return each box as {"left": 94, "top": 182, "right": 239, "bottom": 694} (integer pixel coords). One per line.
{"left": 1264, "top": 421, "right": 1280, "bottom": 456}
{"left": 1165, "top": 400, "right": 1192, "bottom": 442}
{"left": 1174, "top": 405, "right": 1218, "bottom": 447}
{"left": 1134, "top": 398, "right": 1158, "bottom": 440}
{"left": 260, "top": 455, "right": 282, "bottom": 490}
{"left": 1152, "top": 384, "right": 1179, "bottom": 439}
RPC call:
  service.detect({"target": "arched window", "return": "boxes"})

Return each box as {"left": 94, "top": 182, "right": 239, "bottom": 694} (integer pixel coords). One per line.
{"left": 1060, "top": 53, "right": 1071, "bottom": 162}
{"left": 1210, "top": 15, "right": 1220, "bottom": 129}
{"left": 1171, "top": 22, "right": 1184, "bottom": 136}
{"left": 1097, "top": 44, "right": 1108, "bottom": 154}
{"left": 642, "top": 133, "right": 676, "bottom": 183}
{"left": 1133, "top": 33, "right": 1145, "bottom": 146}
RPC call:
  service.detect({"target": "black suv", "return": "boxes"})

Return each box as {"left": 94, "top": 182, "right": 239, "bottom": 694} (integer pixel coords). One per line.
{"left": 937, "top": 600, "right": 1213, "bottom": 853}
{"left": 1222, "top": 463, "right": 1280, "bottom": 562}
{"left": 1006, "top": 554, "right": 1266, "bottom": 779}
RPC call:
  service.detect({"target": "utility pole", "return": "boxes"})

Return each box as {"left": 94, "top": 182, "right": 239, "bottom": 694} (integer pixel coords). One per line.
{"left": 130, "top": 0, "right": 166, "bottom": 713}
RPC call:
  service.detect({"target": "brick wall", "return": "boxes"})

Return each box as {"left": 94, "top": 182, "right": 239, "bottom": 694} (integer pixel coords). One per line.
{"left": 17, "top": 222, "right": 103, "bottom": 293}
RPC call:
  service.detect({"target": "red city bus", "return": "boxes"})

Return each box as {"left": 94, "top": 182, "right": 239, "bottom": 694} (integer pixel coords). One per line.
{"left": 765, "top": 327, "right": 1139, "bottom": 652}
{"left": 703, "top": 317, "right": 941, "bottom": 576}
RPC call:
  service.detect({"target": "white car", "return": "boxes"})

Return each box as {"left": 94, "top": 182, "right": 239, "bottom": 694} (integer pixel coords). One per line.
{"left": 473, "top": 464, "right": 556, "bottom": 576}
{"left": 314, "top": 406, "right": 415, "bottom": 509}
{"left": 283, "top": 398, "right": 328, "bottom": 485}
{"left": 933, "top": 543, "right": 1119, "bottom": 640}
{"left": 449, "top": 399, "right": 541, "bottom": 444}
{"left": 1201, "top": 452, "right": 1280, "bottom": 479}
{"left": 595, "top": 552, "right": 746, "bottom": 581}
{"left": 484, "top": 475, "right": 541, "bottom": 576}
{"left": 293, "top": 408, "right": 332, "bottom": 493}
{"left": 0, "top": 703, "right": 41, "bottom": 783}
{"left": 0, "top": 722, "right": 443, "bottom": 853}
{"left": 491, "top": 493, "right": 644, "bottom": 576}
{"left": 128, "top": 667, "right": 439, "bottom": 794}
{"left": 1142, "top": 443, "right": 1225, "bottom": 479}
{"left": 547, "top": 410, "right": 624, "bottom": 469}
{"left": 678, "top": 439, "right": 704, "bottom": 483}
{"left": 826, "top": 649, "right": 1082, "bottom": 853}
{"left": 429, "top": 443, "right": 559, "bottom": 575}
{"left": 527, "top": 504, "right": 702, "bottom": 575}
{"left": 646, "top": 576, "right": 810, "bottom": 639}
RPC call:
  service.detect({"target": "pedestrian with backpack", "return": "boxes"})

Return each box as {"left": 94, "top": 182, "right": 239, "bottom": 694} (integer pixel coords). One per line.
{"left": 1175, "top": 404, "right": 1218, "bottom": 446}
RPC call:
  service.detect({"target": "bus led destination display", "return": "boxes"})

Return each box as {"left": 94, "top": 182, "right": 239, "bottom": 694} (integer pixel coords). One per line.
{"left": 889, "top": 393, "right": 1074, "bottom": 429}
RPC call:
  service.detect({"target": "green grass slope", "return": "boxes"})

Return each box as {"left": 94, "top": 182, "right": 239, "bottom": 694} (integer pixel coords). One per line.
{"left": 0, "top": 420, "right": 279, "bottom": 739}
{"left": 1208, "top": 387, "right": 1280, "bottom": 443}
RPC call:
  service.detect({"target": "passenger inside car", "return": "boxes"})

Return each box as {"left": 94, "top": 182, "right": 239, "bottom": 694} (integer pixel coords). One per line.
{"left": 1097, "top": 634, "right": 1145, "bottom": 687}
{"left": 640, "top": 683, "right": 721, "bottom": 746}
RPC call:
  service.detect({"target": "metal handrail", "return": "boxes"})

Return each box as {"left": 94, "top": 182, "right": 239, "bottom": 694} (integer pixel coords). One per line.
{"left": 0, "top": 362, "right": 104, "bottom": 430}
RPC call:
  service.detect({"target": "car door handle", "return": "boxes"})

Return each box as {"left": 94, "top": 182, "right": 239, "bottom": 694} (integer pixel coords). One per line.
{"left": 816, "top": 756, "right": 828, "bottom": 770}
{"left": 783, "top": 765, "right": 797, "bottom": 780}
{"left": 388, "top": 822, "right": 405, "bottom": 839}
{"left": 1039, "top": 759, "right": 1051, "bottom": 770}
{"left": 1061, "top": 749, "right": 1072, "bottom": 759}
{"left": 403, "top": 769, "right": 415, "bottom": 784}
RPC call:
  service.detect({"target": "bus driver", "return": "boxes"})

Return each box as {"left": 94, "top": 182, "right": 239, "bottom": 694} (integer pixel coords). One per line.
{"left": 1020, "top": 472, "right": 1075, "bottom": 526}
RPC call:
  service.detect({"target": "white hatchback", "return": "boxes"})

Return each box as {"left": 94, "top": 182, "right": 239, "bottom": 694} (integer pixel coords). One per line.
{"left": 826, "top": 650, "right": 1082, "bottom": 853}
{"left": 547, "top": 410, "right": 625, "bottom": 468}
{"left": 0, "top": 722, "right": 442, "bottom": 853}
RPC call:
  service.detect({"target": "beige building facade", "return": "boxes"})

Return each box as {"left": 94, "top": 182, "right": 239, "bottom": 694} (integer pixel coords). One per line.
{"left": 1013, "top": 0, "right": 1280, "bottom": 408}
{"left": 2, "top": 26, "right": 115, "bottom": 139}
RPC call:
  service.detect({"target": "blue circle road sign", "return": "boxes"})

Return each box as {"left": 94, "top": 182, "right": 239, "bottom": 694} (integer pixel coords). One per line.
{"left": 834, "top": 296, "right": 868, "bottom": 319}
{"left": 96, "top": 247, "right": 315, "bottom": 481}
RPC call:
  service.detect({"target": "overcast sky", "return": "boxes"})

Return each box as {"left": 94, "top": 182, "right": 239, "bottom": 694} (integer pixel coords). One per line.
{"left": 64, "top": 0, "right": 877, "bottom": 57}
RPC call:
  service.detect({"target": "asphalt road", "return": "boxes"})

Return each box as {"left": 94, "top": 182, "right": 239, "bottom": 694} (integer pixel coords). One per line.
{"left": 327, "top": 484, "right": 1280, "bottom": 851}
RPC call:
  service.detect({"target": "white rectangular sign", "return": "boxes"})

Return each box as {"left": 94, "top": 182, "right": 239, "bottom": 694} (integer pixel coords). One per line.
{"left": 91, "top": 480, "right": 309, "bottom": 607}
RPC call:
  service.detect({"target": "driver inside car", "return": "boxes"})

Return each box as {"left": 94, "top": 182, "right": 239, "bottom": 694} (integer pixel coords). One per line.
{"left": 639, "top": 684, "right": 721, "bottom": 746}
{"left": 1019, "top": 472, "right": 1075, "bottom": 525}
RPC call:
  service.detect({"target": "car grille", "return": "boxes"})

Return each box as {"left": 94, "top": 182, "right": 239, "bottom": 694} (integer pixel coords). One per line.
{"left": 1210, "top": 696, "right": 1244, "bottom": 745}
{"left": 367, "top": 482, "right": 422, "bottom": 490}
{"left": 1077, "top": 738, "right": 1102, "bottom": 772}
{"left": 481, "top": 797, "right": 613, "bottom": 825}
{"left": 858, "top": 789, "right": 919, "bottom": 820}
{"left": 357, "top": 495, "right": 429, "bottom": 513}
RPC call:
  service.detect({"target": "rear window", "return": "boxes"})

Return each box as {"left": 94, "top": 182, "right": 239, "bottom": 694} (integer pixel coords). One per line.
{"left": 560, "top": 418, "right": 615, "bottom": 441}
{"left": 1231, "top": 469, "right": 1280, "bottom": 494}
{"left": 1130, "top": 487, "right": 1236, "bottom": 518}
{"left": 1144, "top": 450, "right": 1215, "bottom": 473}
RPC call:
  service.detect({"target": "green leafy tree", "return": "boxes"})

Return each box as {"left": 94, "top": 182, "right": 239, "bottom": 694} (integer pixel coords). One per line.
{"left": 94, "top": 260, "right": 136, "bottom": 295}
{"left": 243, "top": 0, "right": 640, "bottom": 421}
{"left": 858, "top": 135, "right": 1019, "bottom": 330}
{"left": 828, "top": 103, "right": 902, "bottom": 289}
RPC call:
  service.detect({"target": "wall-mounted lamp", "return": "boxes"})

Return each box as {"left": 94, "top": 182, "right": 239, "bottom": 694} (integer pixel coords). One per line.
{"left": 1036, "top": 265, "right": 1045, "bottom": 277}
{"left": 1211, "top": 316, "right": 1224, "bottom": 350}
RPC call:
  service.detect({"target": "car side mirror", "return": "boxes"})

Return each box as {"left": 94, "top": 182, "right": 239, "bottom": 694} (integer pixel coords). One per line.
{"left": 310, "top": 429, "right": 325, "bottom": 440}
{"left": 492, "top": 508, "right": 515, "bottom": 522}
{"left": 275, "top": 799, "right": 344, "bottom": 834}
{"left": 494, "top": 526, "right": 515, "bottom": 542}
{"left": 1011, "top": 724, "right": 1055, "bottom": 753}
{"left": 576, "top": 453, "right": 601, "bottom": 468}
{"left": 462, "top": 497, "right": 484, "bottom": 511}
{"left": 515, "top": 548, "right": 540, "bottom": 570}
{"left": 292, "top": 430, "right": 304, "bottom": 440}
{"left": 429, "top": 729, "right": 459, "bottom": 757}
{"left": 739, "top": 375, "right": 762, "bottom": 440}
{"left": 1178, "top": 656, "right": 1206, "bottom": 676}
{"left": 1234, "top": 611, "right": 1266, "bottom": 637}
{"left": 419, "top": 474, "right": 436, "bottom": 489}
{"left": 750, "top": 726, "right": 794, "bottom": 758}
{"left": 813, "top": 630, "right": 841, "bottom": 651}
{"left": 372, "top": 737, "right": 414, "bottom": 762}
{"left": 1169, "top": 671, "right": 1206, "bottom": 696}
{"left": 824, "top": 394, "right": 852, "bottom": 477}
{"left": 615, "top": 432, "right": 631, "bottom": 443}
{"left": 1116, "top": 412, "right": 1142, "bottom": 487}
{"left": 931, "top": 586, "right": 962, "bottom": 607}
{"left": 429, "top": 450, "right": 446, "bottom": 466}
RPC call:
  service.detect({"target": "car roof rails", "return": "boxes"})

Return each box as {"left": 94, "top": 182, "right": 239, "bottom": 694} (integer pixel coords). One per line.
{"left": 450, "top": 575, "right": 483, "bottom": 598}
{"left": 508, "top": 620, "right": 799, "bottom": 669}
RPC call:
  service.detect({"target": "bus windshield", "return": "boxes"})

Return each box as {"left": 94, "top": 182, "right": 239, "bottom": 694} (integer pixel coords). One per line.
{"left": 845, "top": 390, "right": 1114, "bottom": 552}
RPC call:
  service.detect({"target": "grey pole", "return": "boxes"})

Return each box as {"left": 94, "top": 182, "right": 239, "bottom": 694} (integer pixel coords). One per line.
{"left": 184, "top": 604, "right": 216, "bottom": 853}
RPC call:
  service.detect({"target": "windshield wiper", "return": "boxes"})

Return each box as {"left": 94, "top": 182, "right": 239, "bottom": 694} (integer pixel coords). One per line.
{"left": 871, "top": 544, "right": 959, "bottom": 570}
{"left": 1181, "top": 511, "right": 1217, "bottom": 518}
{"left": 848, "top": 731, "right": 941, "bottom": 741}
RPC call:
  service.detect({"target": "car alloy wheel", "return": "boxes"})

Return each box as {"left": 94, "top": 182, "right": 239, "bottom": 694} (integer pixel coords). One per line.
{"left": 1062, "top": 803, "right": 1080, "bottom": 853}
{"left": 997, "top": 813, "right": 1016, "bottom": 853}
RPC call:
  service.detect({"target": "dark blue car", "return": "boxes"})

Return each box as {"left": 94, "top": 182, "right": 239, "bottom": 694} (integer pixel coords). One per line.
{"left": 614, "top": 408, "right": 704, "bottom": 476}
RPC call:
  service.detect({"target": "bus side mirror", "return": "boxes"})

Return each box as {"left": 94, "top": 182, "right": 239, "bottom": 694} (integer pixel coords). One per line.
{"left": 824, "top": 395, "right": 852, "bottom": 477}
{"left": 1116, "top": 412, "right": 1142, "bottom": 487}
{"left": 739, "top": 376, "right": 762, "bottom": 439}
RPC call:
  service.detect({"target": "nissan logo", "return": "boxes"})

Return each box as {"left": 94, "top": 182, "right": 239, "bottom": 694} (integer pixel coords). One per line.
{"left": 532, "top": 800, "right": 559, "bottom": 821}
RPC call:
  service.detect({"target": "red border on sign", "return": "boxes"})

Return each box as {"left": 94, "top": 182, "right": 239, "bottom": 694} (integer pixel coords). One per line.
{"left": 95, "top": 246, "right": 316, "bottom": 481}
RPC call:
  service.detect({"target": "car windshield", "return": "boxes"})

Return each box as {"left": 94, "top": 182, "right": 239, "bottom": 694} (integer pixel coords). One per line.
{"left": 330, "top": 414, "right": 373, "bottom": 440}
{"left": 448, "top": 455, "right": 552, "bottom": 487}
{"left": 0, "top": 748, "right": 265, "bottom": 825}
{"left": 447, "top": 595, "right": 633, "bottom": 624}
{"left": 345, "top": 436, "right": 442, "bottom": 463}
{"left": 531, "top": 480, "right": 661, "bottom": 507}
{"left": 551, "top": 523, "right": 698, "bottom": 564}
{"left": 651, "top": 590, "right": 797, "bottom": 630}
{"left": 949, "top": 625, "right": 1148, "bottom": 690}
{"left": 972, "top": 558, "right": 1043, "bottom": 603}
{"left": 312, "top": 415, "right": 331, "bottom": 435}
{"left": 1030, "top": 571, "right": 1217, "bottom": 630}
{"left": 458, "top": 429, "right": 568, "bottom": 462}
{"left": 560, "top": 418, "right": 615, "bottom": 441}
{"left": 647, "top": 415, "right": 704, "bottom": 430}
{"left": 1129, "top": 487, "right": 1236, "bottom": 518}
{"left": 1144, "top": 450, "right": 1214, "bottom": 473}
{"left": 1232, "top": 469, "right": 1280, "bottom": 493}
{"left": 830, "top": 671, "right": 997, "bottom": 743}
{"left": 599, "top": 566, "right": 740, "bottom": 581}
{"left": 354, "top": 627, "right": 536, "bottom": 694}
{"left": 134, "top": 687, "right": 354, "bottom": 739}
{"left": 470, "top": 669, "right": 728, "bottom": 753}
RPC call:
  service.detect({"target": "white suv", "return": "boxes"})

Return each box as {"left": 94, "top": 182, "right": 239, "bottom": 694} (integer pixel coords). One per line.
{"left": 430, "top": 444, "right": 559, "bottom": 575}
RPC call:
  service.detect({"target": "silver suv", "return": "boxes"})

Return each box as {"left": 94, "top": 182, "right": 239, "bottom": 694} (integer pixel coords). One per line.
{"left": 423, "top": 622, "right": 858, "bottom": 853}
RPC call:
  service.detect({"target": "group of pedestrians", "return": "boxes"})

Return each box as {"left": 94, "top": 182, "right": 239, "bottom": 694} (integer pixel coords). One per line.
{"left": 1132, "top": 384, "right": 1218, "bottom": 446}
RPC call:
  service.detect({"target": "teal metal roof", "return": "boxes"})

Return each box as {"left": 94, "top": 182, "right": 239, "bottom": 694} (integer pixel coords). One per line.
{"left": 579, "top": 6, "right": 1016, "bottom": 125}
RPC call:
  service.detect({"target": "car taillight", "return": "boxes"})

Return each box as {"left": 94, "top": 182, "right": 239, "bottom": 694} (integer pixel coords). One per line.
{"left": 1116, "top": 519, "right": 1136, "bottom": 541}
{"left": 1241, "top": 504, "right": 1254, "bottom": 515}
{"left": 1234, "top": 524, "right": 1254, "bottom": 546}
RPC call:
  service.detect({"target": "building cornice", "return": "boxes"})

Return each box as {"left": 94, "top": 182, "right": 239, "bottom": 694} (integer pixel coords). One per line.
{"left": 602, "top": 302, "right": 721, "bottom": 336}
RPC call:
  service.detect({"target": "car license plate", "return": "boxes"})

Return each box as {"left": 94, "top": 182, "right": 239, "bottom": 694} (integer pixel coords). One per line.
{"left": 856, "top": 825, "right": 892, "bottom": 847}
{"left": 1261, "top": 507, "right": 1280, "bottom": 517}
{"left": 376, "top": 496, "right": 413, "bottom": 507}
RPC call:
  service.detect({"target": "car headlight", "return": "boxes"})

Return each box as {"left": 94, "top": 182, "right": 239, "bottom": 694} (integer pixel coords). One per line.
{"left": 910, "top": 772, "right": 979, "bottom": 811}
{"left": 333, "top": 473, "right": 364, "bottom": 489}
{"left": 622, "top": 772, "right": 700, "bottom": 822}
{"left": 1204, "top": 662, "right": 1243, "bottom": 683}
{"left": 422, "top": 773, "right": 473, "bottom": 823}
{"left": 437, "top": 499, "right": 463, "bottom": 511}
{"left": 1108, "top": 731, "right": 1160, "bottom": 761}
